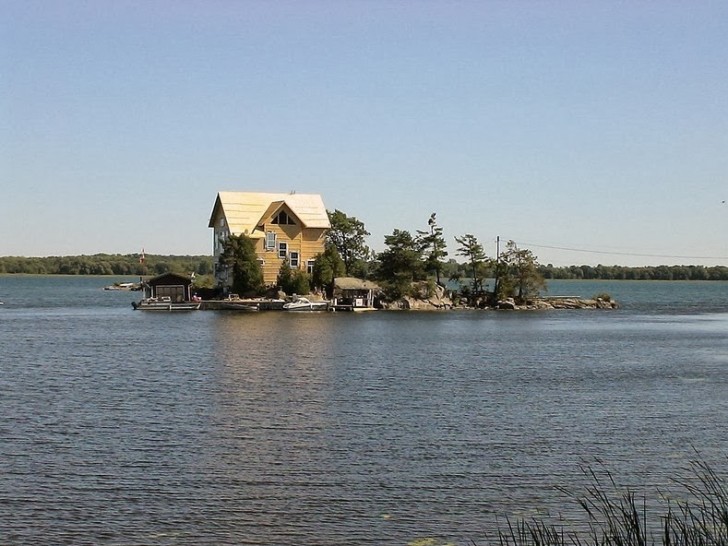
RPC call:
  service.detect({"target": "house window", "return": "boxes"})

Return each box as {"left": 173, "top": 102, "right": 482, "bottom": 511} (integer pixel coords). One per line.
{"left": 272, "top": 211, "right": 295, "bottom": 225}
{"left": 289, "top": 251, "right": 300, "bottom": 268}
{"left": 307, "top": 260, "right": 315, "bottom": 274}
{"left": 278, "top": 241, "right": 288, "bottom": 259}
{"left": 266, "top": 232, "right": 276, "bottom": 251}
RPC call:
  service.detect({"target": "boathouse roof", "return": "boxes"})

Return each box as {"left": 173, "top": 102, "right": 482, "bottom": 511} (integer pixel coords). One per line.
{"left": 333, "top": 277, "right": 380, "bottom": 291}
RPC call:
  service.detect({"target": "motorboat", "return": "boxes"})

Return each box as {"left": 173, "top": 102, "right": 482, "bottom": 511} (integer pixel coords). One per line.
{"left": 104, "top": 282, "right": 139, "bottom": 291}
{"left": 220, "top": 301, "right": 259, "bottom": 312}
{"left": 132, "top": 296, "right": 201, "bottom": 311}
{"left": 282, "top": 297, "right": 329, "bottom": 311}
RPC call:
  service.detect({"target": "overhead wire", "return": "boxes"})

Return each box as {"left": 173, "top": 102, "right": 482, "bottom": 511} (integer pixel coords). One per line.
{"left": 511, "top": 241, "right": 728, "bottom": 261}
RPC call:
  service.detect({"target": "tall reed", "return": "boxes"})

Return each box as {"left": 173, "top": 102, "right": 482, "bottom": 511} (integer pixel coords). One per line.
{"left": 492, "top": 458, "right": 728, "bottom": 546}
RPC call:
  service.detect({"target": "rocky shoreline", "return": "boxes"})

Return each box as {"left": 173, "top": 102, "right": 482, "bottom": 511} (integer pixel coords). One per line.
{"left": 380, "top": 284, "right": 618, "bottom": 311}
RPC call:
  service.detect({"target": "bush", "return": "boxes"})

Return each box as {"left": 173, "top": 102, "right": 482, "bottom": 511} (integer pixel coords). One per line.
{"left": 277, "top": 263, "right": 311, "bottom": 295}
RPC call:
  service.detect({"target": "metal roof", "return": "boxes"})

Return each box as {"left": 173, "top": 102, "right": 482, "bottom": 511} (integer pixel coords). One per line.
{"left": 209, "top": 191, "right": 330, "bottom": 236}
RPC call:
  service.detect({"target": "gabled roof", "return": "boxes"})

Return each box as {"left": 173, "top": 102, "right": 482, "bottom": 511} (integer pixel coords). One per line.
{"left": 147, "top": 272, "right": 193, "bottom": 285}
{"left": 209, "top": 192, "right": 330, "bottom": 236}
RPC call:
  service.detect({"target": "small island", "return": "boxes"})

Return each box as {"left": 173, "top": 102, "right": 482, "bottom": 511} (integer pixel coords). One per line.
{"left": 202, "top": 199, "right": 618, "bottom": 312}
{"left": 72, "top": 197, "right": 623, "bottom": 311}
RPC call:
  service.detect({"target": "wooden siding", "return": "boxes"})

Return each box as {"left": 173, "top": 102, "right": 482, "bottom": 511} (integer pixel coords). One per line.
{"left": 210, "top": 192, "right": 329, "bottom": 289}
{"left": 256, "top": 223, "right": 326, "bottom": 285}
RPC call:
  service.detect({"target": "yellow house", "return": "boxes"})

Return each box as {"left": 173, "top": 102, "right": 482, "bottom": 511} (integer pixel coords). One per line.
{"left": 208, "top": 191, "right": 330, "bottom": 288}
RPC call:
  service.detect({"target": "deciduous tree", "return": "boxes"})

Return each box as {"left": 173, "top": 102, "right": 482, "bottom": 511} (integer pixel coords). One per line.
{"left": 497, "top": 240, "right": 546, "bottom": 302}
{"left": 277, "top": 262, "right": 311, "bottom": 296}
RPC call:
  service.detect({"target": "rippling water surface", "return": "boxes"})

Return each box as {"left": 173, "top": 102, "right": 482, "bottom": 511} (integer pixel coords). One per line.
{"left": 1, "top": 276, "right": 728, "bottom": 545}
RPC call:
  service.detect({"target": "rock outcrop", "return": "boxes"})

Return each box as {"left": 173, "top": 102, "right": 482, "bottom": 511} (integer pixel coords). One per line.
{"left": 378, "top": 282, "right": 618, "bottom": 311}
{"left": 382, "top": 282, "right": 453, "bottom": 310}
{"left": 511, "top": 297, "right": 619, "bottom": 310}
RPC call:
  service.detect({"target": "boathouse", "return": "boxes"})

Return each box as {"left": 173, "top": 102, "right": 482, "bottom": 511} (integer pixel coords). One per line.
{"left": 332, "top": 277, "right": 380, "bottom": 311}
{"left": 143, "top": 272, "right": 194, "bottom": 302}
{"left": 208, "top": 191, "right": 330, "bottom": 288}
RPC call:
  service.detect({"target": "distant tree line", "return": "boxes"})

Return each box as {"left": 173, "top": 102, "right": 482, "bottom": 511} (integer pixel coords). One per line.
{"left": 539, "top": 263, "right": 728, "bottom": 281}
{"left": 5, "top": 228, "right": 728, "bottom": 297}
{"left": 0, "top": 254, "right": 214, "bottom": 276}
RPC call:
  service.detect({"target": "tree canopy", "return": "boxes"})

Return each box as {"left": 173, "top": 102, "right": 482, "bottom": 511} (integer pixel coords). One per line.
{"left": 497, "top": 240, "right": 546, "bottom": 302}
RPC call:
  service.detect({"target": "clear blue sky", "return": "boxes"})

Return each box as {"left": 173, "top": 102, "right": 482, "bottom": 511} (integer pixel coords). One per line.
{"left": 2, "top": 0, "right": 727, "bottom": 266}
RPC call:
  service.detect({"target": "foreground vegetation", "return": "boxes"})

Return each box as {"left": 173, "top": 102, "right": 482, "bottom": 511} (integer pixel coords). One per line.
{"left": 482, "top": 458, "right": 728, "bottom": 546}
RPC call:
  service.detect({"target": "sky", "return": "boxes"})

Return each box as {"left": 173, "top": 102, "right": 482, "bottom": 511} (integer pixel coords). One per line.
{"left": 2, "top": 0, "right": 727, "bottom": 267}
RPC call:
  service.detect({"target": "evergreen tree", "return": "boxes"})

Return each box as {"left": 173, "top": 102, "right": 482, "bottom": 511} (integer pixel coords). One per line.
{"left": 312, "top": 244, "right": 346, "bottom": 297}
{"left": 327, "top": 209, "right": 371, "bottom": 276}
{"left": 377, "top": 229, "right": 425, "bottom": 298}
{"left": 454, "top": 233, "right": 488, "bottom": 299}
{"left": 219, "top": 234, "right": 263, "bottom": 296}
{"left": 416, "top": 212, "right": 448, "bottom": 286}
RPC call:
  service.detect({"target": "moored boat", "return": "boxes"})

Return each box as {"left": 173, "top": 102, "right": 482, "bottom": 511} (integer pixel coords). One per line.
{"left": 282, "top": 297, "right": 329, "bottom": 311}
{"left": 219, "top": 294, "right": 259, "bottom": 312}
{"left": 132, "top": 297, "right": 200, "bottom": 311}
{"left": 105, "top": 282, "right": 140, "bottom": 291}
{"left": 220, "top": 301, "right": 259, "bottom": 311}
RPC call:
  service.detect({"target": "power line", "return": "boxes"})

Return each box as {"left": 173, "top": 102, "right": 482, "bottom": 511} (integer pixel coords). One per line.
{"left": 514, "top": 241, "right": 728, "bottom": 261}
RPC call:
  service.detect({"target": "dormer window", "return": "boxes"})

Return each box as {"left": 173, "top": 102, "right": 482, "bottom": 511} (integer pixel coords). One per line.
{"left": 272, "top": 211, "right": 295, "bottom": 225}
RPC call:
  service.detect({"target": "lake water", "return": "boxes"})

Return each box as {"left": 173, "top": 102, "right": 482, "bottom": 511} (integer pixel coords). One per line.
{"left": 1, "top": 276, "right": 728, "bottom": 545}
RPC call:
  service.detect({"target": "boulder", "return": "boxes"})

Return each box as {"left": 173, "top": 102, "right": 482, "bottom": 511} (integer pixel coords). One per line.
{"left": 497, "top": 298, "right": 517, "bottom": 310}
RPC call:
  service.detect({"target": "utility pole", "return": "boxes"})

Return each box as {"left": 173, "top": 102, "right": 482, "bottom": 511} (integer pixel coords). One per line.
{"left": 494, "top": 236, "right": 500, "bottom": 302}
